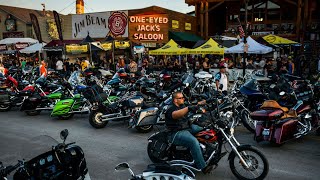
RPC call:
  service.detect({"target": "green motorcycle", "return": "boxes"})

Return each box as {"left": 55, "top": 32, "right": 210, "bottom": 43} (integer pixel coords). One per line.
{"left": 51, "top": 85, "right": 118, "bottom": 120}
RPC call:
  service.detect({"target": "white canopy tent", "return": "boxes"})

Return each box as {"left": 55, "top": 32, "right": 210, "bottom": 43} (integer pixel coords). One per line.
{"left": 225, "top": 36, "right": 273, "bottom": 54}
{"left": 0, "top": 38, "right": 38, "bottom": 45}
{"left": 19, "top": 42, "right": 47, "bottom": 54}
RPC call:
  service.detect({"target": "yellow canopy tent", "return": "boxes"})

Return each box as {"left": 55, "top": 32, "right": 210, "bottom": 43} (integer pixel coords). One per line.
{"left": 187, "top": 38, "right": 224, "bottom": 55}
{"left": 149, "top": 39, "right": 189, "bottom": 55}
{"left": 263, "top": 35, "right": 299, "bottom": 45}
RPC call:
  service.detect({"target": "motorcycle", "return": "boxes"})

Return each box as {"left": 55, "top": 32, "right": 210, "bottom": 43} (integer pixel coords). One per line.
{"left": 89, "top": 89, "right": 145, "bottom": 128}
{"left": 115, "top": 162, "right": 195, "bottom": 180}
{"left": 0, "top": 129, "right": 90, "bottom": 180}
{"left": 0, "top": 88, "right": 33, "bottom": 112}
{"left": 20, "top": 78, "right": 70, "bottom": 116}
{"left": 252, "top": 99, "right": 320, "bottom": 145}
{"left": 147, "top": 98, "right": 269, "bottom": 180}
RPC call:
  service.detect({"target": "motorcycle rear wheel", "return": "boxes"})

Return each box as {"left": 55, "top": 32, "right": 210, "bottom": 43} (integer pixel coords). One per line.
{"left": 89, "top": 111, "right": 108, "bottom": 128}
{"left": 136, "top": 125, "right": 153, "bottom": 133}
{"left": 25, "top": 110, "right": 41, "bottom": 116}
{"left": 0, "top": 104, "right": 11, "bottom": 112}
{"left": 229, "top": 146, "right": 269, "bottom": 180}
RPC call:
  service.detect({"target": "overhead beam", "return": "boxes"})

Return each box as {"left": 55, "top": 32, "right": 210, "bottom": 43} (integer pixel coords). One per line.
{"left": 201, "top": 0, "right": 225, "bottom": 14}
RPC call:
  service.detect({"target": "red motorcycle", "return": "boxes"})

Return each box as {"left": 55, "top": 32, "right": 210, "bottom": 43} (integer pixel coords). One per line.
{"left": 252, "top": 100, "right": 320, "bottom": 145}
{"left": 147, "top": 99, "right": 269, "bottom": 180}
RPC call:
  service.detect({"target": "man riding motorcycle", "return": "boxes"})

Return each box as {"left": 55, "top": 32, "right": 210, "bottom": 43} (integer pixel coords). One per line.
{"left": 165, "top": 91, "right": 213, "bottom": 173}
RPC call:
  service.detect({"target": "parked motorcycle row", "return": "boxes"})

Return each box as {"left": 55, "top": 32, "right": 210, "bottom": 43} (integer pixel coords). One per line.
{"left": 1, "top": 64, "right": 320, "bottom": 179}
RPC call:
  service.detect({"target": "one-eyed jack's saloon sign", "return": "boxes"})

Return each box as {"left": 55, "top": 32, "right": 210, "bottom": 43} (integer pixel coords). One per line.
{"left": 129, "top": 14, "right": 169, "bottom": 43}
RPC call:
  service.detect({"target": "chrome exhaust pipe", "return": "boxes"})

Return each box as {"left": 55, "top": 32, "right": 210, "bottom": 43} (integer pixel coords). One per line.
{"left": 101, "top": 115, "right": 131, "bottom": 122}
{"left": 36, "top": 107, "right": 53, "bottom": 110}
{"left": 101, "top": 112, "right": 122, "bottom": 118}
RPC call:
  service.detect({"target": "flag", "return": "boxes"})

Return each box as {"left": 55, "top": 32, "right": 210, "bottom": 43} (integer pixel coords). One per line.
{"left": 29, "top": 13, "right": 42, "bottom": 42}
{"left": 53, "top": 10, "right": 63, "bottom": 40}
{"left": 237, "top": 25, "right": 245, "bottom": 38}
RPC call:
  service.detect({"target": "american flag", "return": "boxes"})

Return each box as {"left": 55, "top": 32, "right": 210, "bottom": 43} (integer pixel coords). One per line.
{"left": 237, "top": 25, "right": 245, "bottom": 38}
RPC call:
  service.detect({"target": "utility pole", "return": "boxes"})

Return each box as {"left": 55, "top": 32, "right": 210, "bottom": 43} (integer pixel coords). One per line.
{"left": 243, "top": 0, "right": 248, "bottom": 77}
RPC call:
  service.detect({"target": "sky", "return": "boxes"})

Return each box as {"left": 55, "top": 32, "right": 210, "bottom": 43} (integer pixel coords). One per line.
{"left": 0, "top": 0, "right": 195, "bottom": 14}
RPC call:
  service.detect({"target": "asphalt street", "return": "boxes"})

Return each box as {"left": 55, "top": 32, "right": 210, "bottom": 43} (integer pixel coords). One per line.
{"left": 0, "top": 109, "right": 320, "bottom": 180}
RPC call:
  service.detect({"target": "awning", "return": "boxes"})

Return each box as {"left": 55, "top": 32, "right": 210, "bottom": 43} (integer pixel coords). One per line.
{"left": 187, "top": 38, "right": 225, "bottom": 55}
{"left": 262, "top": 35, "right": 300, "bottom": 45}
{"left": 169, "top": 31, "right": 203, "bottom": 42}
{"left": 20, "top": 42, "right": 47, "bottom": 54}
{"left": 149, "top": 39, "right": 189, "bottom": 55}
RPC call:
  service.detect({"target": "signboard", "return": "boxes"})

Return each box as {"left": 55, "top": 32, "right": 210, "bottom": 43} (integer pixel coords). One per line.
{"left": 133, "top": 46, "right": 145, "bottom": 54}
{"left": 2, "top": 32, "right": 24, "bottom": 38}
{"left": 141, "top": 43, "right": 157, "bottom": 48}
{"left": 114, "top": 41, "right": 130, "bottom": 49}
{"left": 129, "top": 14, "right": 169, "bottom": 43}
{"left": 15, "top": 43, "right": 29, "bottom": 50}
{"left": 101, "top": 42, "right": 112, "bottom": 50}
{"left": 72, "top": 11, "right": 128, "bottom": 39}
{"left": 66, "top": 45, "right": 88, "bottom": 53}
{"left": 172, "top": 20, "right": 179, "bottom": 29}
{"left": 252, "top": 31, "right": 274, "bottom": 36}
{"left": 185, "top": 23, "right": 191, "bottom": 30}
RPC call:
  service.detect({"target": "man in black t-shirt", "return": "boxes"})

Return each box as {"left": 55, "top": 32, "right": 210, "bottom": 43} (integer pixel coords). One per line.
{"left": 165, "top": 92, "right": 212, "bottom": 173}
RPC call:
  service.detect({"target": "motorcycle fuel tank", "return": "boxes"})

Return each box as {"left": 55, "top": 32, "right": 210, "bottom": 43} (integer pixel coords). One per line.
{"left": 46, "top": 92, "right": 62, "bottom": 99}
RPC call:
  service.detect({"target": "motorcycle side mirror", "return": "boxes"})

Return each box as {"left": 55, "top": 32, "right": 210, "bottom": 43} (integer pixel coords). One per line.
{"left": 279, "top": 91, "right": 286, "bottom": 96}
{"left": 115, "top": 162, "right": 135, "bottom": 176}
{"left": 60, "top": 129, "right": 69, "bottom": 143}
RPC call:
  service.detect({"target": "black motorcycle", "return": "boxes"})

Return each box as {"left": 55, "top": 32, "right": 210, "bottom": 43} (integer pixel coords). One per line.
{"left": 0, "top": 129, "right": 90, "bottom": 180}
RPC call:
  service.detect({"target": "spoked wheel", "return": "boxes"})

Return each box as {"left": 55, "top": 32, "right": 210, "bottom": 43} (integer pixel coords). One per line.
{"left": 229, "top": 146, "right": 269, "bottom": 180}
{"left": 0, "top": 104, "right": 11, "bottom": 112}
{"left": 89, "top": 111, "right": 108, "bottom": 129}
{"left": 135, "top": 125, "right": 153, "bottom": 133}
{"left": 241, "top": 109, "right": 256, "bottom": 133}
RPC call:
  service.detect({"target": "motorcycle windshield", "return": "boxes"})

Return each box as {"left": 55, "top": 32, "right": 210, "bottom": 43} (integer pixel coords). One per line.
{"left": 243, "top": 79, "right": 259, "bottom": 91}
{"left": 182, "top": 74, "right": 195, "bottom": 85}
{"left": 68, "top": 71, "right": 85, "bottom": 86}
{"left": 19, "top": 135, "right": 59, "bottom": 162}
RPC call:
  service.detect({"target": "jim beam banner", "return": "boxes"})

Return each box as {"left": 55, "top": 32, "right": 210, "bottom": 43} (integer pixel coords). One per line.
{"left": 53, "top": 11, "right": 63, "bottom": 40}
{"left": 66, "top": 45, "right": 88, "bottom": 54}
{"left": 129, "top": 14, "right": 169, "bottom": 43}
{"left": 72, "top": 11, "right": 128, "bottom": 39}
{"left": 29, "top": 13, "right": 43, "bottom": 42}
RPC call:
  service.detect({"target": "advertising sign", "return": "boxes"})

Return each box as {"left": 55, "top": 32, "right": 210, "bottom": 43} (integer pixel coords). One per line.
{"left": 172, "top": 20, "right": 179, "bottom": 29}
{"left": 185, "top": 23, "right": 191, "bottom": 30}
{"left": 101, "top": 42, "right": 112, "bottom": 50}
{"left": 66, "top": 45, "right": 88, "bottom": 53}
{"left": 114, "top": 41, "right": 130, "bottom": 49}
{"left": 15, "top": 43, "right": 29, "bottom": 50}
{"left": 72, "top": 11, "right": 128, "bottom": 39}
{"left": 129, "top": 14, "right": 169, "bottom": 43}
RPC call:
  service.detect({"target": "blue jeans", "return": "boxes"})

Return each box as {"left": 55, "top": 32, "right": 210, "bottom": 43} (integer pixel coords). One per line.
{"left": 170, "top": 125, "right": 206, "bottom": 169}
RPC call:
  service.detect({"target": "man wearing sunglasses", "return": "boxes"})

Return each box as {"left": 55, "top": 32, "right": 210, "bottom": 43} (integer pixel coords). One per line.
{"left": 165, "top": 92, "right": 212, "bottom": 173}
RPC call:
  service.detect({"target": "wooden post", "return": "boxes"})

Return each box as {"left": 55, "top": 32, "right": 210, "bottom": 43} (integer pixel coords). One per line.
{"left": 296, "top": 0, "right": 302, "bottom": 38}
{"left": 205, "top": 1, "right": 209, "bottom": 39}
{"left": 200, "top": 2, "right": 204, "bottom": 38}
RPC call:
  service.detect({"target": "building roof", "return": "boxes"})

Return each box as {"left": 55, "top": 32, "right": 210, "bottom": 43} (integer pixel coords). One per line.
{"left": 0, "top": 5, "right": 54, "bottom": 23}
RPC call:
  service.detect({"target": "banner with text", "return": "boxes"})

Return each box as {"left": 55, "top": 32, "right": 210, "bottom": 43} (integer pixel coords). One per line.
{"left": 72, "top": 11, "right": 128, "bottom": 39}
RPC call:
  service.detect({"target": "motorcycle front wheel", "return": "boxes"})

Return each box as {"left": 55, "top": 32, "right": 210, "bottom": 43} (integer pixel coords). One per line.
{"left": 0, "top": 104, "right": 11, "bottom": 112}
{"left": 240, "top": 109, "right": 256, "bottom": 133}
{"left": 89, "top": 111, "right": 108, "bottom": 128}
{"left": 136, "top": 125, "right": 153, "bottom": 133}
{"left": 229, "top": 146, "right": 269, "bottom": 180}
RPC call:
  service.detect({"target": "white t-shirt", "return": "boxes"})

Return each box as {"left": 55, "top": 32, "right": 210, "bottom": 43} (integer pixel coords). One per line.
{"left": 56, "top": 60, "right": 63, "bottom": 70}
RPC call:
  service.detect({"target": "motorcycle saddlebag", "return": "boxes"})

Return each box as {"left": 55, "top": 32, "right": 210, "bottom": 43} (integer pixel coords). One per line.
{"left": 136, "top": 107, "right": 158, "bottom": 126}
{"left": 250, "top": 109, "right": 284, "bottom": 121}
{"left": 123, "top": 97, "right": 143, "bottom": 107}
{"left": 273, "top": 118, "right": 298, "bottom": 144}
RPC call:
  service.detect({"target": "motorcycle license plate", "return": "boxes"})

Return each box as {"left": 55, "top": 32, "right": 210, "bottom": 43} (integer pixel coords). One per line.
{"left": 262, "top": 129, "right": 270, "bottom": 136}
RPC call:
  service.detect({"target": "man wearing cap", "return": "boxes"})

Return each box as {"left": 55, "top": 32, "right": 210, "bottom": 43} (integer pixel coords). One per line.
{"left": 215, "top": 65, "right": 228, "bottom": 94}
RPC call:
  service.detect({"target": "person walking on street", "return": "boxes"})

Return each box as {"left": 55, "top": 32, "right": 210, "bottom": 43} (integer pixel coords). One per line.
{"left": 287, "top": 57, "right": 295, "bottom": 75}
{"left": 56, "top": 59, "right": 63, "bottom": 74}
{"left": 128, "top": 59, "right": 138, "bottom": 77}
{"left": 215, "top": 65, "right": 228, "bottom": 94}
{"left": 40, "top": 60, "right": 47, "bottom": 77}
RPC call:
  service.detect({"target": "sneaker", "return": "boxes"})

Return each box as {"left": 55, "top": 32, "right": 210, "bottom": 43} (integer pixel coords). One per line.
{"left": 202, "top": 165, "right": 214, "bottom": 174}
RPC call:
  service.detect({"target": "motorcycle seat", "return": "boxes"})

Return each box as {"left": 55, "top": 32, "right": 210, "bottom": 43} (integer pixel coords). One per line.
{"left": 260, "top": 100, "right": 289, "bottom": 112}
{"left": 144, "top": 163, "right": 182, "bottom": 175}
